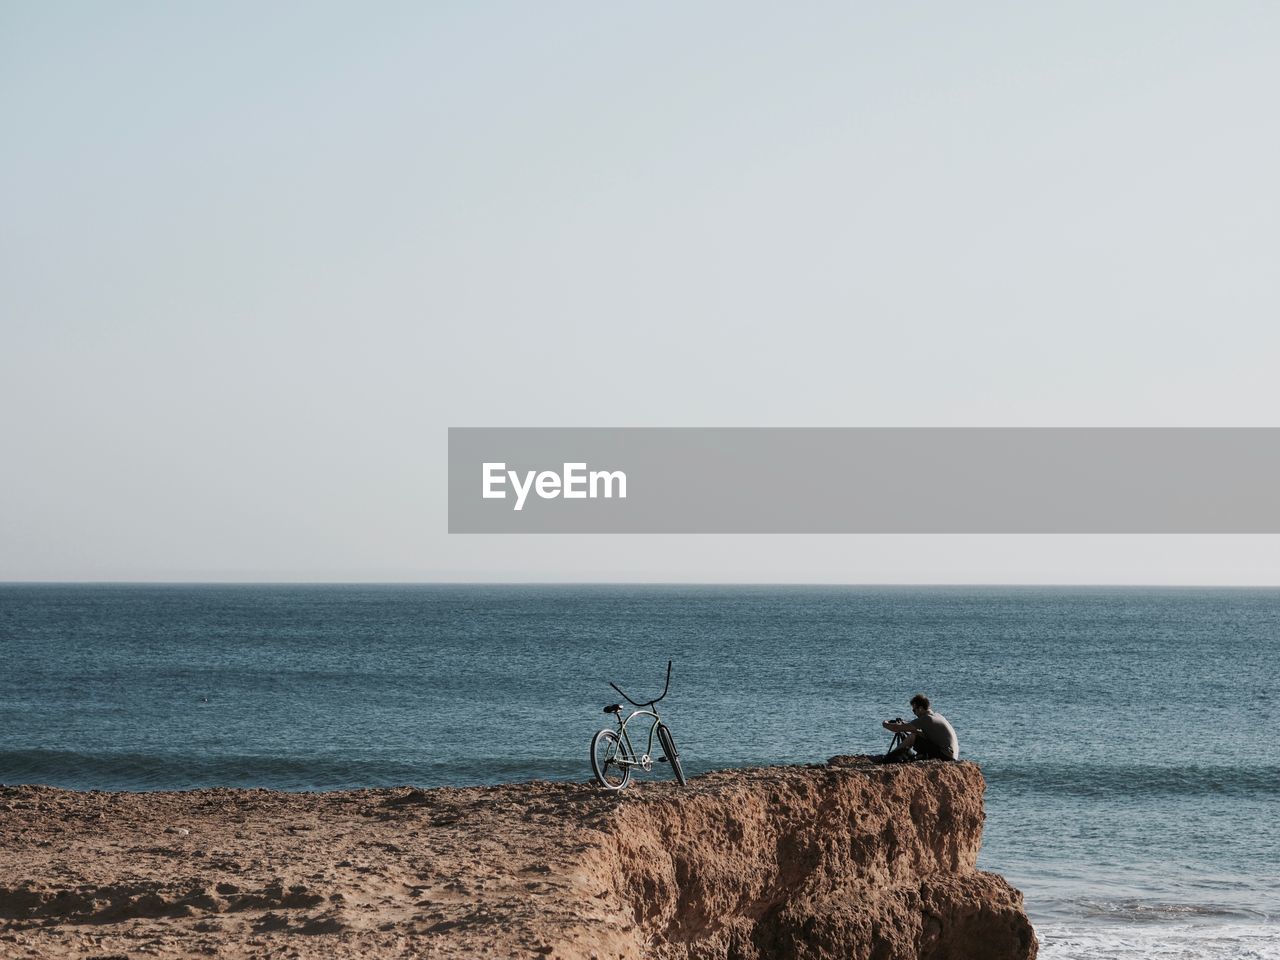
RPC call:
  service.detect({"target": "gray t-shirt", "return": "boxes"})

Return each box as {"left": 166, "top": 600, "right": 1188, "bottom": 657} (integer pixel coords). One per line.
{"left": 908, "top": 710, "right": 959, "bottom": 760}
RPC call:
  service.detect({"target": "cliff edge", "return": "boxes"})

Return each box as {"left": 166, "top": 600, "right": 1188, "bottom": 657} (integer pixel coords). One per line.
{"left": 0, "top": 759, "right": 1036, "bottom": 959}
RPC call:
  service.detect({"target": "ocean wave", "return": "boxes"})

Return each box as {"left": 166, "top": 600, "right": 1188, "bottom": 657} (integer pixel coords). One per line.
{"left": 984, "top": 761, "right": 1280, "bottom": 800}
{"left": 1069, "top": 898, "right": 1267, "bottom": 923}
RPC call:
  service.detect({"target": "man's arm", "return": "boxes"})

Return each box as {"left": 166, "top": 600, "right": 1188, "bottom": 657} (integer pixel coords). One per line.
{"left": 882, "top": 719, "right": 916, "bottom": 733}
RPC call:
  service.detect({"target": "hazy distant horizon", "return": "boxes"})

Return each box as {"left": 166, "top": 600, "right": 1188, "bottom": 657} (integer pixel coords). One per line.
{"left": 4, "top": 578, "right": 1279, "bottom": 588}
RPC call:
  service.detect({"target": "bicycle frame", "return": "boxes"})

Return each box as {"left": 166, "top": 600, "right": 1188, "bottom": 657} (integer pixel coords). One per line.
{"left": 610, "top": 707, "right": 664, "bottom": 769}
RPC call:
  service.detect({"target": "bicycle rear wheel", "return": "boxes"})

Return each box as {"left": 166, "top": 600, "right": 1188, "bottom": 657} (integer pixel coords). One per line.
{"left": 591, "top": 728, "right": 631, "bottom": 790}
{"left": 657, "top": 723, "right": 686, "bottom": 787}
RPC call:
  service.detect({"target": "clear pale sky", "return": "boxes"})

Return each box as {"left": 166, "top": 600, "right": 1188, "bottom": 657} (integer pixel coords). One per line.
{"left": 2, "top": 2, "right": 1277, "bottom": 583}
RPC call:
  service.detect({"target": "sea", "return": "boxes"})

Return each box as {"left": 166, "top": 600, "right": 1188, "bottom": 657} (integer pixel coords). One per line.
{"left": 1, "top": 584, "right": 1276, "bottom": 959}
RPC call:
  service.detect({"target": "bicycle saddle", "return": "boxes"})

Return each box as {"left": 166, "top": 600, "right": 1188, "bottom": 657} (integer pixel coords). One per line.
{"left": 603, "top": 704, "right": 622, "bottom": 714}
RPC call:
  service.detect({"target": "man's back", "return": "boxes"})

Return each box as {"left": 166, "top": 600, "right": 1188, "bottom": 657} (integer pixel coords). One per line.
{"left": 910, "top": 710, "right": 959, "bottom": 760}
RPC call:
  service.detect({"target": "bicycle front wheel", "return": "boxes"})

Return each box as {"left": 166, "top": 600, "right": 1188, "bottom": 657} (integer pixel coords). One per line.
{"left": 591, "top": 728, "right": 631, "bottom": 790}
{"left": 657, "top": 723, "right": 686, "bottom": 787}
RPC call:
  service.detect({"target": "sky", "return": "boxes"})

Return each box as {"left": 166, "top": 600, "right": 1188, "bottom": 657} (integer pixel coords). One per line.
{"left": 2, "top": 2, "right": 1278, "bottom": 583}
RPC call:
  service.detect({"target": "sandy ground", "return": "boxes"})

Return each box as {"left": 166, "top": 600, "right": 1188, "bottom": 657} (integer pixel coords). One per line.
{"left": 0, "top": 761, "right": 1035, "bottom": 960}
{"left": 0, "top": 778, "right": 632, "bottom": 958}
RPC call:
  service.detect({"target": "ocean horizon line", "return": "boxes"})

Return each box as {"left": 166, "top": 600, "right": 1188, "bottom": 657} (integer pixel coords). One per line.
{"left": 2, "top": 580, "right": 1279, "bottom": 589}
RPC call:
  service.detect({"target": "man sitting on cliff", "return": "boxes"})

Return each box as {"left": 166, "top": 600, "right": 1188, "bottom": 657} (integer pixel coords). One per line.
{"left": 880, "top": 694, "right": 959, "bottom": 762}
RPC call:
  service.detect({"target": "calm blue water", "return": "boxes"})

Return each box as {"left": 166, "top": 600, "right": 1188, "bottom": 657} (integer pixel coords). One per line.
{"left": 1, "top": 585, "right": 1277, "bottom": 958}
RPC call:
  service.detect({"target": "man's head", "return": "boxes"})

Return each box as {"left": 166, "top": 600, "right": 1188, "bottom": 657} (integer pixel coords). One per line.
{"left": 909, "top": 693, "right": 931, "bottom": 715}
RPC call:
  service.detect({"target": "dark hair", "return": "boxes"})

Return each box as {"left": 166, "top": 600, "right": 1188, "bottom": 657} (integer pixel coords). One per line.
{"left": 910, "top": 693, "right": 931, "bottom": 710}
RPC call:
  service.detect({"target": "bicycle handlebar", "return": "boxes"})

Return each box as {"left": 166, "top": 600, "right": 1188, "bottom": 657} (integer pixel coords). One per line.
{"left": 609, "top": 660, "right": 672, "bottom": 707}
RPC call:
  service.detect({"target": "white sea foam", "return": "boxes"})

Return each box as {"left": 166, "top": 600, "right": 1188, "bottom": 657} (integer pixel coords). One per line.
{"left": 1038, "top": 922, "right": 1280, "bottom": 960}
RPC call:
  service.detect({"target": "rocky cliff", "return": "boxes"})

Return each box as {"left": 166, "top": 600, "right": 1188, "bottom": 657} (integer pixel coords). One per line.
{"left": 0, "top": 759, "right": 1036, "bottom": 959}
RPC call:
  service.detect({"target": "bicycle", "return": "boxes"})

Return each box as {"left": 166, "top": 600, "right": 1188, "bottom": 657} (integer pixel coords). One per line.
{"left": 591, "top": 660, "right": 686, "bottom": 790}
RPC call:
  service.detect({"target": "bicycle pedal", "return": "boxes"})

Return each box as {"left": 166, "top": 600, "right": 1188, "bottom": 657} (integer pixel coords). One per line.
{"left": 657, "top": 756, "right": 669, "bottom": 763}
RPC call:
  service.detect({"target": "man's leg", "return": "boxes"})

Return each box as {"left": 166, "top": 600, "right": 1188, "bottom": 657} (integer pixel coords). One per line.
{"left": 912, "top": 735, "right": 944, "bottom": 760}
{"left": 877, "top": 730, "right": 917, "bottom": 763}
